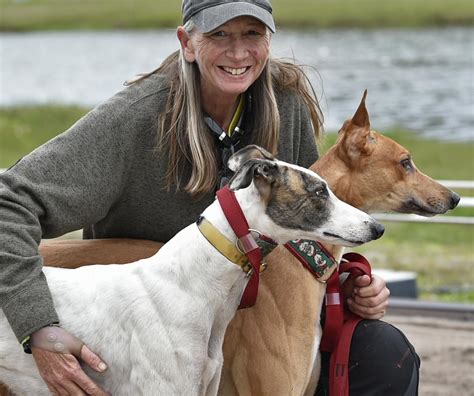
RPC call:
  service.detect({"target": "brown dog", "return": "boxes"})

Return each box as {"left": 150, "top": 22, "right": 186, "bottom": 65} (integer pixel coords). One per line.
{"left": 4, "top": 91, "right": 458, "bottom": 395}
{"left": 219, "top": 91, "right": 459, "bottom": 395}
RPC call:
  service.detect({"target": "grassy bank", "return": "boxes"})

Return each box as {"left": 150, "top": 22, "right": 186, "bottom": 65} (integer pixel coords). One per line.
{"left": 0, "top": 105, "right": 88, "bottom": 167}
{"left": 1, "top": 105, "right": 473, "bottom": 303}
{"left": 1, "top": 0, "right": 473, "bottom": 31}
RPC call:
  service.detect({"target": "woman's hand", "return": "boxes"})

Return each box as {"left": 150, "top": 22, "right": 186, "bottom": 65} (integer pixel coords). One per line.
{"left": 342, "top": 274, "right": 390, "bottom": 320}
{"left": 32, "top": 343, "right": 110, "bottom": 395}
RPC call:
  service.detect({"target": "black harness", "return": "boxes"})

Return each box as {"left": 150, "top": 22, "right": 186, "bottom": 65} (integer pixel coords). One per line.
{"left": 204, "top": 93, "right": 251, "bottom": 189}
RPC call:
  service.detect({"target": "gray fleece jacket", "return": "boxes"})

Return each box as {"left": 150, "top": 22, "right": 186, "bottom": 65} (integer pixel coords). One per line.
{"left": 0, "top": 73, "right": 318, "bottom": 342}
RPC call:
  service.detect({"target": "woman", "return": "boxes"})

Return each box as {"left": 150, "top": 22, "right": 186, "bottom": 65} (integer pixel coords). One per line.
{"left": 0, "top": 1, "right": 419, "bottom": 395}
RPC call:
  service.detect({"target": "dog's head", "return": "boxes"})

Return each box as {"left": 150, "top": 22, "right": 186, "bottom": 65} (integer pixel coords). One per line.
{"left": 225, "top": 145, "right": 384, "bottom": 247}
{"left": 313, "top": 91, "right": 460, "bottom": 216}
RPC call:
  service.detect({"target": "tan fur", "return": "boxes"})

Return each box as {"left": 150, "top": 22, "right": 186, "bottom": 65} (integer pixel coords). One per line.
{"left": 41, "top": 238, "right": 162, "bottom": 268}
{"left": 283, "top": 170, "right": 307, "bottom": 199}
{"left": 0, "top": 383, "right": 10, "bottom": 396}
{"left": 2, "top": 91, "right": 458, "bottom": 396}
{"left": 314, "top": 91, "right": 456, "bottom": 218}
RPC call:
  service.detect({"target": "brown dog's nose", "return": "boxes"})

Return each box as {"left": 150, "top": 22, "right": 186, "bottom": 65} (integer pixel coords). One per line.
{"left": 371, "top": 222, "right": 385, "bottom": 240}
{"left": 450, "top": 192, "right": 461, "bottom": 209}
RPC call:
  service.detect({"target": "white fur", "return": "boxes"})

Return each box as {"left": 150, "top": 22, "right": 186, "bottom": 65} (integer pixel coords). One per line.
{"left": 0, "top": 163, "right": 379, "bottom": 395}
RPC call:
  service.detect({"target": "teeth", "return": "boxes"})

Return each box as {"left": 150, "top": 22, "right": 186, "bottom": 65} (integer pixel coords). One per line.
{"left": 223, "top": 66, "right": 248, "bottom": 75}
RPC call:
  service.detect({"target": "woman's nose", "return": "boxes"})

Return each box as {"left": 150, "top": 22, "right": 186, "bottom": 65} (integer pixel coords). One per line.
{"left": 226, "top": 38, "right": 249, "bottom": 61}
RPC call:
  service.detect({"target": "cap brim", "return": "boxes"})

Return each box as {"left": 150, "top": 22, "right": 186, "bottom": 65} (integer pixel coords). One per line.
{"left": 191, "top": 3, "right": 276, "bottom": 34}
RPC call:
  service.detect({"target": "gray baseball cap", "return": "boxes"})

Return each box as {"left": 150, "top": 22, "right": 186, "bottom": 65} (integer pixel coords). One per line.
{"left": 182, "top": 0, "right": 276, "bottom": 33}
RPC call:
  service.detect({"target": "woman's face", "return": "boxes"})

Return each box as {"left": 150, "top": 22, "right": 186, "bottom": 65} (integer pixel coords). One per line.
{"left": 179, "top": 16, "right": 271, "bottom": 104}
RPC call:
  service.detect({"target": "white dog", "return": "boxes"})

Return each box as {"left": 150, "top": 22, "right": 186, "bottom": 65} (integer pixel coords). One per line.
{"left": 0, "top": 145, "right": 383, "bottom": 395}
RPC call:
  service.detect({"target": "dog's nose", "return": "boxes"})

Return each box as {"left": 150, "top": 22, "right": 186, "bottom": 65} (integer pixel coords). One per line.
{"left": 371, "top": 222, "right": 385, "bottom": 240}
{"left": 450, "top": 192, "right": 461, "bottom": 209}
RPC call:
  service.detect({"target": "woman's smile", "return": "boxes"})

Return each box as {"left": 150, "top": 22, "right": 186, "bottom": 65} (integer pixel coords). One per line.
{"left": 220, "top": 66, "right": 251, "bottom": 76}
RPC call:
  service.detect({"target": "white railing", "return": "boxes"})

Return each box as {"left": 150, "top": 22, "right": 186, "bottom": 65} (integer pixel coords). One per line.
{"left": 1, "top": 168, "right": 472, "bottom": 225}
{"left": 373, "top": 213, "right": 473, "bottom": 225}
{"left": 437, "top": 180, "right": 474, "bottom": 189}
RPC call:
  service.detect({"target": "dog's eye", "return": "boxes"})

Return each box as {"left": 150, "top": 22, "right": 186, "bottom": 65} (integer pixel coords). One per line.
{"left": 314, "top": 185, "right": 327, "bottom": 196}
{"left": 400, "top": 158, "right": 414, "bottom": 172}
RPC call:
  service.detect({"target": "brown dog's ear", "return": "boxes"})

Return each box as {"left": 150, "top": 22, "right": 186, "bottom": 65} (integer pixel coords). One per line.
{"left": 228, "top": 159, "right": 278, "bottom": 191}
{"left": 352, "top": 89, "right": 370, "bottom": 129}
{"left": 338, "top": 90, "right": 376, "bottom": 161}
{"left": 227, "top": 145, "right": 274, "bottom": 172}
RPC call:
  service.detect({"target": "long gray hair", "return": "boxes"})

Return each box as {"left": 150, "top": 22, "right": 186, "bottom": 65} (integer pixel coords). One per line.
{"left": 131, "top": 23, "right": 323, "bottom": 197}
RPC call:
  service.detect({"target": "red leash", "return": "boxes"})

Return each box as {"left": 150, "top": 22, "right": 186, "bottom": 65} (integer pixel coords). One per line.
{"left": 319, "top": 269, "right": 344, "bottom": 353}
{"left": 319, "top": 252, "right": 372, "bottom": 396}
{"left": 216, "top": 185, "right": 263, "bottom": 309}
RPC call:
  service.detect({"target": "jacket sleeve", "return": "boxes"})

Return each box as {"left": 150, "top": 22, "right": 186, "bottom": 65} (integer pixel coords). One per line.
{"left": 0, "top": 87, "right": 149, "bottom": 342}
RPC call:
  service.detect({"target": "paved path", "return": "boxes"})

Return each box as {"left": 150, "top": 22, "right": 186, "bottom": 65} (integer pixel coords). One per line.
{"left": 386, "top": 314, "right": 474, "bottom": 396}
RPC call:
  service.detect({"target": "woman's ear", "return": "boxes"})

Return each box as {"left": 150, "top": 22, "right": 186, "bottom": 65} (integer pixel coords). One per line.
{"left": 177, "top": 27, "right": 196, "bottom": 63}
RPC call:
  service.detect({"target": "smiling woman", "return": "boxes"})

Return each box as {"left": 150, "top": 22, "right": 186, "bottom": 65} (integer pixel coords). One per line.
{"left": 142, "top": 8, "right": 323, "bottom": 196}
{"left": 179, "top": 17, "right": 271, "bottom": 113}
{"left": 177, "top": 17, "right": 272, "bottom": 144}
{"left": 0, "top": 1, "right": 419, "bottom": 395}
{"left": 0, "top": 0, "right": 324, "bottom": 394}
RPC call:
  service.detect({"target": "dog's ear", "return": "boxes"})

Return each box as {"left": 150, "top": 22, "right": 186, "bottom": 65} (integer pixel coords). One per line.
{"left": 227, "top": 145, "right": 275, "bottom": 172}
{"left": 228, "top": 159, "right": 278, "bottom": 191}
{"left": 338, "top": 90, "right": 376, "bottom": 161}
{"left": 352, "top": 89, "right": 370, "bottom": 129}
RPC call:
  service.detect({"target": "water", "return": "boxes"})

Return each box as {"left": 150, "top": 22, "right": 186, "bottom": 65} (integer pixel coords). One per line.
{"left": 0, "top": 27, "right": 472, "bottom": 141}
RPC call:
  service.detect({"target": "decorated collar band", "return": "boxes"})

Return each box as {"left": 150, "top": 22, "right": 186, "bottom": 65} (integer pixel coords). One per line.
{"left": 284, "top": 239, "right": 338, "bottom": 282}
{"left": 197, "top": 216, "right": 277, "bottom": 274}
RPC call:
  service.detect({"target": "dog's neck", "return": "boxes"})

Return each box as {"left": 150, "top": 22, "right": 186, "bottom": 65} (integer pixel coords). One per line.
{"left": 311, "top": 148, "right": 364, "bottom": 262}
{"left": 202, "top": 187, "right": 290, "bottom": 247}
{"left": 138, "top": 187, "right": 272, "bottom": 317}
{"left": 199, "top": 192, "right": 256, "bottom": 250}
{"left": 132, "top": 198, "right": 252, "bottom": 331}
{"left": 312, "top": 147, "right": 355, "bottom": 205}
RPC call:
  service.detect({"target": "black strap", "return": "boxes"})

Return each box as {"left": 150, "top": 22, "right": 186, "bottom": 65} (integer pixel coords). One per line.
{"left": 204, "top": 116, "right": 234, "bottom": 148}
{"left": 204, "top": 109, "right": 245, "bottom": 149}
{"left": 206, "top": 93, "right": 251, "bottom": 189}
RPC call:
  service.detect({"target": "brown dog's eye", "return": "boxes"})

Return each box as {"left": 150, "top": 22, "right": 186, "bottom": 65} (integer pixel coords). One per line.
{"left": 400, "top": 158, "right": 414, "bottom": 172}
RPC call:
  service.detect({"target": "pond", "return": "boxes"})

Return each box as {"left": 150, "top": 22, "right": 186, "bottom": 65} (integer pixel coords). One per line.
{"left": 0, "top": 27, "right": 472, "bottom": 141}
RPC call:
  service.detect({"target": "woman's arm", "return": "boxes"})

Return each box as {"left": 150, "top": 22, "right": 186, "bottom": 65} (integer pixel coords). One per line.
{"left": 0, "top": 90, "right": 139, "bottom": 341}
{"left": 0, "top": 78, "right": 164, "bottom": 393}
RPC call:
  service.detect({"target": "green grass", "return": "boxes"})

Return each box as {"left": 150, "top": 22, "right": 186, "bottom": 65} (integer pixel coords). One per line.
{"left": 354, "top": 232, "right": 473, "bottom": 303}
{"left": 0, "top": 0, "right": 473, "bottom": 31}
{"left": 0, "top": 105, "right": 89, "bottom": 168}
{"left": 1, "top": 104, "right": 473, "bottom": 303}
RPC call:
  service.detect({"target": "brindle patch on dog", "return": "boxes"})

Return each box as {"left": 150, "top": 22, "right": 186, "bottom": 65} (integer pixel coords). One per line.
{"left": 266, "top": 166, "right": 332, "bottom": 231}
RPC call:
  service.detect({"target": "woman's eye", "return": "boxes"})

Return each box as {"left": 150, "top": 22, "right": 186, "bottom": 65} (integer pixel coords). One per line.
{"left": 212, "top": 30, "right": 227, "bottom": 38}
{"left": 246, "top": 30, "right": 265, "bottom": 39}
{"left": 401, "top": 158, "right": 414, "bottom": 171}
